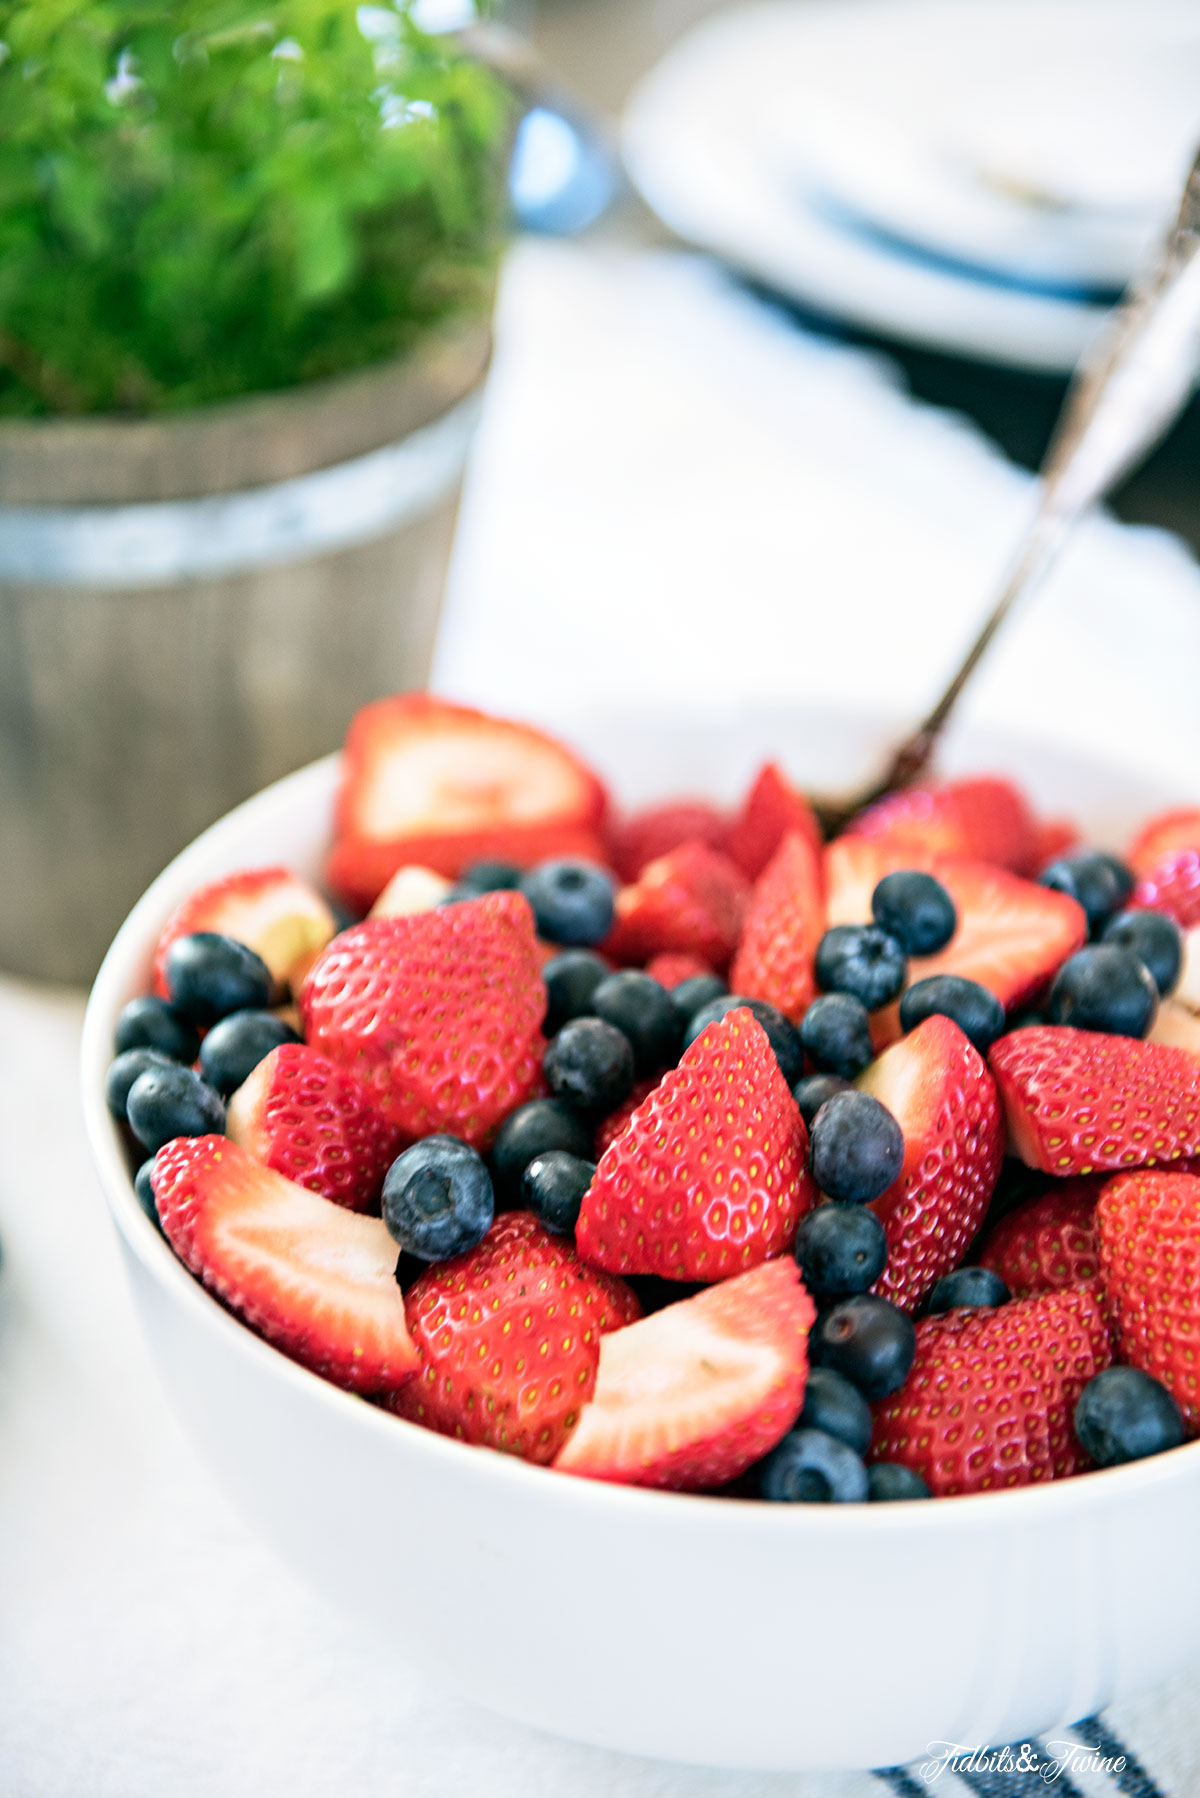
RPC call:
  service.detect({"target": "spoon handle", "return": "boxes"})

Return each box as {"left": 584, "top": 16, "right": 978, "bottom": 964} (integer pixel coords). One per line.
{"left": 840, "top": 145, "right": 1200, "bottom": 815}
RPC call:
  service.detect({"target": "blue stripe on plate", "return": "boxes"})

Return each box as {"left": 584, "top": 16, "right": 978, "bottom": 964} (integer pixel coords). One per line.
{"left": 873, "top": 1769, "right": 927, "bottom": 1796}
{"left": 1069, "top": 1717, "right": 1167, "bottom": 1798}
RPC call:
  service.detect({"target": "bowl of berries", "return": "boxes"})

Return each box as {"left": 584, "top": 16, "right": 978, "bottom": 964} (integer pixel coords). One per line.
{"left": 81, "top": 692, "right": 1200, "bottom": 1771}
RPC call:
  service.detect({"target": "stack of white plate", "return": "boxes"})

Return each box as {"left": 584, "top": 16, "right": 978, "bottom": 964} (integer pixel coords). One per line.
{"left": 623, "top": 0, "right": 1200, "bottom": 371}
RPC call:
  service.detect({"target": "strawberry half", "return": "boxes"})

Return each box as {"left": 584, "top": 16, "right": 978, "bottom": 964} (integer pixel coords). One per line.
{"left": 369, "top": 864, "right": 452, "bottom": 918}
{"left": 823, "top": 844, "right": 1085, "bottom": 1011}
{"left": 576, "top": 1009, "right": 815, "bottom": 1281}
{"left": 727, "top": 761, "right": 822, "bottom": 881}
{"left": 300, "top": 890, "right": 546, "bottom": 1149}
{"left": 857, "top": 1015, "right": 1005, "bottom": 1312}
{"left": 869, "top": 1285, "right": 1112, "bottom": 1495}
{"left": 226, "top": 1042, "right": 402, "bottom": 1213}
{"left": 905, "top": 860, "right": 1087, "bottom": 1012}
{"left": 390, "top": 1212, "right": 640, "bottom": 1463}
{"left": 152, "top": 1136, "right": 417, "bottom": 1394}
{"left": 990, "top": 1025, "right": 1200, "bottom": 1176}
{"left": 553, "top": 1259, "right": 815, "bottom": 1489}
{"left": 152, "top": 866, "right": 336, "bottom": 998}
{"left": 603, "top": 842, "right": 749, "bottom": 973}
{"left": 847, "top": 776, "right": 1040, "bottom": 873}
{"left": 728, "top": 829, "right": 825, "bottom": 1023}
{"left": 608, "top": 800, "right": 729, "bottom": 884}
{"left": 327, "top": 693, "right": 608, "bottom": 911}
{"left": 1097, "top": 1168, "right": 1200, "bottom": 1428}
{"left": 977, "top": 1179, "right": 1102, "bottom": 1298}
{"left": 1128, "top": 807, "right": 1200, "bottom": 877}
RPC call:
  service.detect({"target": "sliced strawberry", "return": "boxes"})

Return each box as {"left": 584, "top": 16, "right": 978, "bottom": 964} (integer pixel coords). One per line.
{"left": 608, "top": 800, "right": 729, "bottom": 884}
{"left": 977, "top": 1179, "right": 1103, "bottom": 1298}
{"left": 389, "top": 1212, "right": 640, "bottom": 1463}
{"left": 603, "top": 843, "right": 749, "bottom": 973}
{"left": 823, "top": 837, "right": 912, "bottom": 928}
{"left": 577, "top": 1009, "right": 815, "bottom": 1281}
{"left": 152, "top": 866, "right": 335, "bottom": 998}
{"left": 907, "top": 859, "right": 1086, "bottom": 1011}
{"left": 727, "top": 761, "right": 822, "bottom": 880}
{"left": 152, "top": 1136, "right": 417, "bottom": 1394}
{"left": 553, "top": 1259, "right": 815, "bottom": 1489}
{"left": 369, "top": 864, "right": 452, "bottom": 917}
{"left": 327, "top": 693, "right": 609, "bottom": 911}
{"left": 300, "top": 890, "right": 546, "bottom": 1149}
{"left": 847, "top": 776, "right": 1040, "bottom": 873}
{"left": 1128, "top": 808, "right": 1200, "bottom": 877}
{"left": 824, "top": 844, "right": 1085, "bottom": 1012}
{"left": 989, "top": 1024, "right": 1200, "bottom": 1176}
{"left": 226, "top": 1042, "right": 402, "bottom": 1213}
{"left": 857, "top": 1015, "right": 1005, "bottom": 1311}
{"left": 1097, "top": 1168, "right": 1200, "bottom": 1427}
{"left": 728, "top": 829, "right": 825, "bottom": 1023}
{"left": 594, "top": 1076, "right": 659, "bottom": 1159}
{"left": 645, "top": 950, "right": 715, "bottom": 990}
{"left": 869, "top": 1285, "right": 1112, "bottom": 1495}
{"left": 1133, "top": 849, "right": 1200, "bottom": 932}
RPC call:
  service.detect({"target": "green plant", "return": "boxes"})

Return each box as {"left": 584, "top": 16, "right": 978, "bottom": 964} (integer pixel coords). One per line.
{"left": 0, "top": 1, "right": 510, "bottom": 415}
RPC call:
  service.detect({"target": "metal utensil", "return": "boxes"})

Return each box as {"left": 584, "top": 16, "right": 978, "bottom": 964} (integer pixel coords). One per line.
{"left": 813, "top": 143, "right": 1200, "bottom": 835}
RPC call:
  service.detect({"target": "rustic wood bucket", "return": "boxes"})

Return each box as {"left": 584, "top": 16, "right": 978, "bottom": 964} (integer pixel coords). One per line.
{"left": 0, "top": 319, "right": 491, "bottom": 983}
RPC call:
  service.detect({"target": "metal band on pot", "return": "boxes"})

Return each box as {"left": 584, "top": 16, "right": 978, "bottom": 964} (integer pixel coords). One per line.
{"left": 0, "top": 391, "right": 481, "bottom": 588}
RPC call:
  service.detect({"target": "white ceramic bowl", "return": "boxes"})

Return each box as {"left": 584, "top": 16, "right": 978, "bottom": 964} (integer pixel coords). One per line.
{"left": 81, "top": 708, "right": 1200, "bottom": 1772}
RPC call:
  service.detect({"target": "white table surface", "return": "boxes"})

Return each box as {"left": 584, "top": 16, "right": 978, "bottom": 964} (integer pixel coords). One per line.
{"left": 7, "top": 240, "right": 1200, "bottom": 1796}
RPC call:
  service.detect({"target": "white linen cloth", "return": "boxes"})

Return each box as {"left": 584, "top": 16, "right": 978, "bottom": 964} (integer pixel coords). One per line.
{"left": 6, "top": 240, "right": 1200, "bottom": 1796}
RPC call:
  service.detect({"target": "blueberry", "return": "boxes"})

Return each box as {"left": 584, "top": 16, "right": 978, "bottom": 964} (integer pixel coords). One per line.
{"left": 815, "top": 925, "right": 907, "bottom": 1011}
{"left": 1101, "top": 909, "right": 1183, "bottom": 996}
{"left": 163, "top": 932, "right": 272, "bottom": 1025}
{"left": 382, "top": 1135, "right": 494, "bottom": 1261}
{"left": 758, "top": 1427, "right": 869, "bottom": 1502}
{"left": 462, "top": 858, "right": 522, "bottom": 893}
{"left": 113, "top": 995, "right": 200, "bottom": 1064}
{"left": 682, "top": 993, "right": 802, "bottom": 1085}
{"left": 126, "top": 1064, "right": 226, "bottom": 1153}
{"left": 543, "top": 949, "right": 610, "bottom": 1034}
{"left": 871, "top": 871, "right": 956, "bottom": 956}
{"left": 544, "top": 1017, "right": 635, "bottom": 1115}
{"left": 133, "top": 1158, "right": 161, "bottom": 1227}
{"left": 810, "top": 1293, "right": 916, "bottom": 1399}
{"left": 671, "top": 972, "right": 728, "bottom": 1027}
{"left": 792, "top": 1072, "right": 850, "bottom": 1129}
{"left": 521, "top": 1150, "right": 596, "bottom": 1234}
{"left": 867, "top": 1463, "right": 931, "bottom": 1501}
{"left": 898, "top": 974, "right": 1005, "bottom": 1055}
{"left": 797, "top": 1365, "right": 873, "bottom": 1456}
{"left": 1046, "top": 945, "right": 1158, "bottom": 1038}
{"left": 592, "top": 971, "right": 681, "bottom": 1076}
{"left": 1074, "top": 1366, "right": 1185, "bottom": 1467}
{"left": 798, "top": 993, "right": 873, "bottom": 1080}
{"left": 1040, "top": 850, "right": 1133, "bottom": 933}
{"left": 106, "top": 1048, "right": 175, "bottom": 1119}
{"left": 490, "top": 1098, "right": 594, "bottom": 1201}
{"left": 793, "top": 1201, "right": 888, "bottom": 1300}
{"left": 197, "top": 1009, "right": 300, "bottom": 1097}
{"left": 925, "top": 1266, "right": 1010, "bottom": 1314}
{"left": 520, "top": 859, "right": 616, "bottom": 946}
{"left": 808, "top": 1090, "right": 904, "bottom": 1203}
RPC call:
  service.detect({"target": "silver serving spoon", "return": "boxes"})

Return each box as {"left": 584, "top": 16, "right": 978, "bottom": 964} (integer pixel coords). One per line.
{"left": 813, "top": 143, "right": 1200, "bottom": 834}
